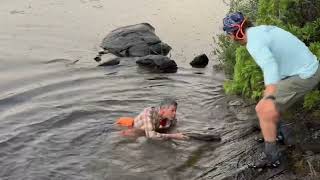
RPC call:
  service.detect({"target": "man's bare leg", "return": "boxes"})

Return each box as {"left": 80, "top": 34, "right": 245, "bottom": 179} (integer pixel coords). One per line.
{"left": 253, "top": 111, "right": 282, "bottom": 168}
{"left": 259, "top": 117, "right": 278, "bottom": 142}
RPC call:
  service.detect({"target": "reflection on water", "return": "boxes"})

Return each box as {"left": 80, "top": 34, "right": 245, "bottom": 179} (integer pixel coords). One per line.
{"left": 0, "top": 0, "right": 230, "bottom": 179}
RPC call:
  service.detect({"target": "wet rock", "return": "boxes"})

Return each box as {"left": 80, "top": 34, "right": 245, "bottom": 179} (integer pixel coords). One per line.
{"left": 228, "top": 100, "right": 243, "bottom": 106}
{"left": 236, "top": 113, "right": 250, "bottom": 121}
{"left": 195, "top": 97, "right": 320, "bottom": 180}
{"left": 136, "top": 55, "right": 177, "bottom": 73}
{"left": 94, "top": 56, "right": 102, "bottom": 62}
{"left": 98, "top": 58, "right": 120, "bottom": 66}
{"left": 45, "top": 59, "right": 73, "bottom": 64}
{"left": 44, "top": 59, "right": 79, "bottom": 66}
{"left": 148, "top": 42, "right": 171, "bottom": 56}
{"left": 190, "top": 54, "right": 209, "bottom": 68}
{"left": 100, "top": 23, "right": 171, "bottom": 57}
{"left": 98, "top": 50, "right": 108, "bottom": 55}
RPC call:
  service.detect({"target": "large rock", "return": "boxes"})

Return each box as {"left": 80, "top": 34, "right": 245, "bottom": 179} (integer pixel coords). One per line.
{"left": 195, "top": 99, "right": 320, "bottom": 180}
{"left": 136, "top": 55, "right": 177, "bottom": 73}
{"left": 100, "top": 23, "right": 171, "bottom": 57}
{"left": 190, "top": 54, "right": 209, "bottom": 68}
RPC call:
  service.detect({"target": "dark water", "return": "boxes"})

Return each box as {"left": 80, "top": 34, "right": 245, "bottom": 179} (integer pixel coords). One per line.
{"left": 0, "top": 0, "right": 238, "bottom": 179}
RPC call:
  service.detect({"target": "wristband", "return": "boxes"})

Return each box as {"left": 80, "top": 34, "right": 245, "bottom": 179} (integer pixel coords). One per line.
{"left": 264, "top": 95, "right": 276, "bottom": 100}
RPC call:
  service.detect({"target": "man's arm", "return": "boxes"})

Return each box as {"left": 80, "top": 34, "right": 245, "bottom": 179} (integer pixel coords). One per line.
{"left": 247, "top": 33, "right": 281, "bottom": 85}
{"left": 264, "top": 84, "right": 277, "bottom": 97}
{"left": 248, "top": 46, "right": 279, "bottom": 115}
{"left": 147, "top": 131, "right": 188, "bottom": 140}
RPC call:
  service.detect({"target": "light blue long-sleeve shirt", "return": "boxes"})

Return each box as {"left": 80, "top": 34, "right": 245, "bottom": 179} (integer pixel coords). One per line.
{"left": 246, "top": 25, "right": 319, "bottom": 85}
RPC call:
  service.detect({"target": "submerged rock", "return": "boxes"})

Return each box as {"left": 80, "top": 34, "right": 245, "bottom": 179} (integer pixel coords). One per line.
{"left": 136, "top": 55, "right": 177, "bottom": 73}
{"left": 190, "top": 54, "right": 209, "bottom": 68}
{"left": 98, "top": 58, "right": 120, "bottom": 66}
{"left": 100, "top": 23, "right": 171, "bottom": 57}
{"left": 228, "top": 100, "right": 243, "bottom": 106}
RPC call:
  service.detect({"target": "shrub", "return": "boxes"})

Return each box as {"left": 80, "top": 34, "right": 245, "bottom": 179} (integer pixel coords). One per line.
{"left": 304, "top": 90, "right": 320, "bottom": 110}
{"left": 216, "top": 0, "right": 320, "bottom": 107}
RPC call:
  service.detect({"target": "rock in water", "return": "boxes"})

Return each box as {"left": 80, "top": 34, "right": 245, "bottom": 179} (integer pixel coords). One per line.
{"left": 100, "top": 23, "right": 171, "bottom": 57}
{"left": 98, "top": 58, "right": 120, "bottom": 66}
{"left": 190, "top": 54, "right": 209, "bottom": 68}
{"left": 136, "top": 55, "right": 177, "bottom": 73}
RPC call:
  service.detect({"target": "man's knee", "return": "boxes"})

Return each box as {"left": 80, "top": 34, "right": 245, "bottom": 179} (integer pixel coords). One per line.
{"left": 255, "top": 105, "right": 279, "bottom": 122}
{"left": 255, "top": 104, "right": 266, "bottom": 116}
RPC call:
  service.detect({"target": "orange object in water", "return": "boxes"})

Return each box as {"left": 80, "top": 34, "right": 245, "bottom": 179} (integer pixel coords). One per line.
{"left": 116, "top": 117, "right": 134, "bottom": 127}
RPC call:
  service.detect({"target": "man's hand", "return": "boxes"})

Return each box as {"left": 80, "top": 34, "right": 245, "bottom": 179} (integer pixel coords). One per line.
{"left": 174, "top": 133, "right": 190, "bottom": 140}
{"left": 255, "top": 98, "right": 279, "bottom": 121}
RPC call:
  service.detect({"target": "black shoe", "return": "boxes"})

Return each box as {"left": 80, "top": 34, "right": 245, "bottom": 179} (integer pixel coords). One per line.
{"left": 252, "top": 142, "right": 282, "bottom": 169}
{"left": 251, "top": 153, "right": 281, "bottom": 169}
